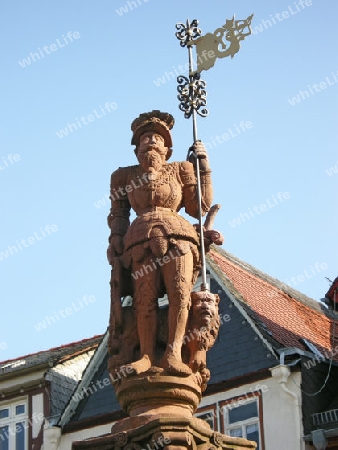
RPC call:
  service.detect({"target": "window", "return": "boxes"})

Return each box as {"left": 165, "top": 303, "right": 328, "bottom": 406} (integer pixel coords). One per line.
{"left": 0, "top": 399, "right": 28, "bottom": 450}
{"left": 195, "top": 405, "right": 217, "bottom": 430}
{"left": 222, "top": 397, "right": 262, "bottom": 450}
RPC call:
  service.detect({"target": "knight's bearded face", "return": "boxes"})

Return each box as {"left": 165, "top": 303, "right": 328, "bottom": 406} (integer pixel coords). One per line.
{"left": 137, "top": 132, "right": 168, "bottom": 173}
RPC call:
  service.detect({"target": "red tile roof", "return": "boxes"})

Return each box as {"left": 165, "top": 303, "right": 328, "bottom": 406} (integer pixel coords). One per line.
{"left": 208, "top": 247, "right": 338, "bottom": 360}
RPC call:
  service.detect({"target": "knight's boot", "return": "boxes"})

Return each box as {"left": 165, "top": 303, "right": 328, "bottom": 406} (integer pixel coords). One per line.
{"left": 120, "top": 354, "right": 152, "bottom": 375}
{"left": 161, "top": 304, "right": 191, "bottom": 376}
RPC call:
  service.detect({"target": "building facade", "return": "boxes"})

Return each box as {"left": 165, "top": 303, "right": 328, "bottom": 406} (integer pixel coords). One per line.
{"left": 1, "top": 249, "right": 337, "bottom": 449}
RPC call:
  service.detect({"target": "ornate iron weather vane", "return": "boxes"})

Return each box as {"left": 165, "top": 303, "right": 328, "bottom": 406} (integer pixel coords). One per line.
{"left": 175, "top": 15, "right": 253, "bottom": 291}
{"left": 175, "top": 19, "right": 209, "bottom": 291}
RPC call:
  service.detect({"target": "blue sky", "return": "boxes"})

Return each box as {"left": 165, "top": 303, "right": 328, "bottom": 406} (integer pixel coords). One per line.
{"left": 1, "top": 0, "right": 337, "bottom": 361}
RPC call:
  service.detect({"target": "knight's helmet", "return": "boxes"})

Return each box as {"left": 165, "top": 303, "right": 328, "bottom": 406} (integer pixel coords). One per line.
{"left": 131, "top": 111, "right": 174, "bottom": 160}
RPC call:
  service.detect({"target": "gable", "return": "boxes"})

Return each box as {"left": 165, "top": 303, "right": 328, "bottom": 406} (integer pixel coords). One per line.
{"left": 46, "top": 348, "right": 96, "bottom": 420}
{"left": 63, "top": 249, "right": 337, "bottom": 426}
{"left": 65, "top": 275, "right": 279, "bottom": 424}
{"left": 208, "top": 248, "right": 336, "bottom": 359}
{"left": 71, "top": 355, "right": 120, "bottom": 422}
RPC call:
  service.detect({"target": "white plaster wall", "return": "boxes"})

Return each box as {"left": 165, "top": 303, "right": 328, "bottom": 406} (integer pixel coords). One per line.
{"left": 32, "top": 393, "right": 44, "bottom": 438}
{"left": 262, "top": 372, "right": 304, "bottom": 450}
{"left": 56, "top": 423, "right": 113, "bottom": 450}
{"left": 0, "top": 368, "right": 46, "bottom": 391}
{"left": 199, "top": 372, "right": 305, "bottom": 450}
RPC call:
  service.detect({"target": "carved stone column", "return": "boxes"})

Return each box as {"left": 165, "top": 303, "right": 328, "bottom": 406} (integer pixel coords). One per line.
{"left": 72, "top": 298, "right": 257, "bottom": 450}
{"left": 72, "top": 415, "right": 257, "bottom": 449}
{"left": 115, "top": 371, "right": 202, "bottom": 417}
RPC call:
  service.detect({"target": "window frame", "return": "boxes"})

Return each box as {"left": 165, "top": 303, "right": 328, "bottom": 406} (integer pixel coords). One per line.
{"left": 0, "top": 397, "right": 28, "bottom": 450}
{"left": 195, "top": 404, "right": 218, "bottom": 431}
{"left": 220, "top": 391, "right": 265, "bottom": 450}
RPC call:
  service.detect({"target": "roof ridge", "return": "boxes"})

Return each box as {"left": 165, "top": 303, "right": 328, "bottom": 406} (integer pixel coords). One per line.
{"left": 208, "top": 246, "right": 323, "bottom": 313}
{"left": 0, "top": 334, "right": 103, "bottom": 366}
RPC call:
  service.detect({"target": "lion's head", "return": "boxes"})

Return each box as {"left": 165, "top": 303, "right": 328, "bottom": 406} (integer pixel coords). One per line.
{"left": 188, "top": 291, "right": 220, "bottom": 350}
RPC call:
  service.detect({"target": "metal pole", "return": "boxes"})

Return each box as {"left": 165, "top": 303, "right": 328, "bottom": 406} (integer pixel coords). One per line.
{"left": 176, "top": 19, "right": 209, "bottom": 291}
{"left": 186, "top": 43, "right": 208, "bottom": 291}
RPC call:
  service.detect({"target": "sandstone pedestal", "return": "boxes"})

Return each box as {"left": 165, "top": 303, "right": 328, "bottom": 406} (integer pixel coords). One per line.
{"left": 114, "top": 371, "right": 202, "bottom": 417}
{"left": 72, "top": 415, "right": 257, "bottom": 450}
{"left": 72, "top": 373, "right": 256, "bottom": 450}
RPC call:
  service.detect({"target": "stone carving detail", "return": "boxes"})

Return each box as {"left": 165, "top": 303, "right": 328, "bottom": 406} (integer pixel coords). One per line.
{"left": 107, "top": 110, "right": 223, "bottom": 389}
{"left": 70, "top": 111, "right": 256, "bottom": 450}
{"left": 108, "top": 290, "right": 220, "bottom": 391}
{"left": 183, "top": 291, "right": 220, "bottom": 389}
{"left": 72, "top": 416, "right": 257, "bottom": 449}
{"left": 114, "top": 432, "right": 128, "bottom": 447}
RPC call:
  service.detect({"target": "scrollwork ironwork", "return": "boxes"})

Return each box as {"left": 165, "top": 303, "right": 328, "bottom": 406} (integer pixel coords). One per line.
{"left": 177, "top": 73, "right": 208, "bottom": 119}
{"left": 175, "top": 19, "right": 202, "bottom": 47}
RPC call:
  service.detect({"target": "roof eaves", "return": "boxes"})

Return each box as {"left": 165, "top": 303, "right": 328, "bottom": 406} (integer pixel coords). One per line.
{"left": 0, "top": 335, "right": 103, "bottom": 376}
{"left": 0, "top": 359, "right": 52, "bottom": 380}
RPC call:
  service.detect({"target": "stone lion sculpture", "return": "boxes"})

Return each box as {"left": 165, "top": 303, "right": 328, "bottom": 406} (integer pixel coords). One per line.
{"left": 182, "top": 291, "right": 220, "bottom": 389}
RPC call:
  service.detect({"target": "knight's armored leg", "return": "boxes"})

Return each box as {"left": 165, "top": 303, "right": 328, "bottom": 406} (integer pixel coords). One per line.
{"left": 161, "top": 250, "right": 194, "bottom": 375}
{"left": 128, "top": 257, "right": 160, "bottom": 373}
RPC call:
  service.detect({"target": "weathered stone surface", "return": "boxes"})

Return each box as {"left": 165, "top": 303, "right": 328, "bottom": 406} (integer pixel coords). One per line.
{"left": 108, "top": 290, "right": 221, "bottom": 398}
{"left": 114, "top": 371, "right": 202, "bottom": 417}
{"left": 72, "top": 415, "right": 257, "bottom": 449}
{"left": 107, "top": 111, "right": 217, "bottom": 379}
{"left": 71, "top": 112, "right": 255, "bottom": 449}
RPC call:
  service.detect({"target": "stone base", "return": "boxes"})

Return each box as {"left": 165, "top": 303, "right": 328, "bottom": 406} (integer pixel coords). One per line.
{"left": 114, "top": 370, "right": 203, "bottom": 417}
{"left": 72, "top": 415, "right": 257, "bottom": 449}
